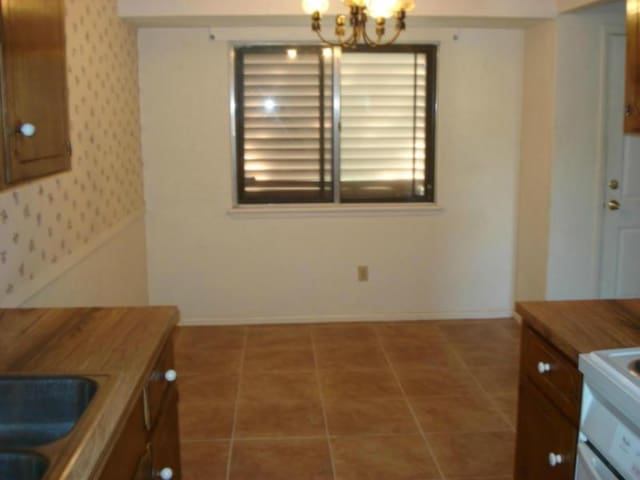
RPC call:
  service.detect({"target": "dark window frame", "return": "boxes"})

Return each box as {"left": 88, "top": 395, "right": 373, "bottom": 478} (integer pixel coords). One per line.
{"left": 234, "top": 44, "right": 438, "bottom": 205}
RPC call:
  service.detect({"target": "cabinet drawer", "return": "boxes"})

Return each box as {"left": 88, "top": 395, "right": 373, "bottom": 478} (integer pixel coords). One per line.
{"left": 144, "top": 335, "right": 176, "bottom": 430}
{"left": 522, "top": 327, "right": 581, "bottom": 424}
{"left": 515, "top": 377, "right": 578, "bottom": 480}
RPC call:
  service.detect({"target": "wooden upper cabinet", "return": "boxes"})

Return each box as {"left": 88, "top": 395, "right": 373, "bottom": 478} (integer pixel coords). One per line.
{"left": 626, "top": 0, "right": 640, "bottom": 134}
{"left": 0, "top": 0, "right": 70, "bottom": 187}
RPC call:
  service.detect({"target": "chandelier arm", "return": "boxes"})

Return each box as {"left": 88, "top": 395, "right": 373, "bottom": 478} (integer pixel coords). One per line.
{"left": 313, "top": 29, "right": 343, "bottom": 48}
{"left": 361, "top": 18, "right": 404, "bottom": 47}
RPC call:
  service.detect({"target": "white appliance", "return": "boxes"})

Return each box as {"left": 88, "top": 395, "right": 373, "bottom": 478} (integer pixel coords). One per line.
{"left": 578, "top": 348, "right": 640, "bottom": 480}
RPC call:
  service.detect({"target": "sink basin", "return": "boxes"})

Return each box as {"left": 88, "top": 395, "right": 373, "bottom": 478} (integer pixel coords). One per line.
{"left": 0, "top": 376, "right": 97, "bottom": 448}
{"left": 0, "top": 451, "right": 48, "bottom": 480}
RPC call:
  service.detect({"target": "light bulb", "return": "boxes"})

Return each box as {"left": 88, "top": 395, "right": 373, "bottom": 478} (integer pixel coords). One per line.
{"left": 367, "top": 0, "right": 396, "bottom": 18}
{"left": 302, "top": 0, "right": 330, "bottom": 14}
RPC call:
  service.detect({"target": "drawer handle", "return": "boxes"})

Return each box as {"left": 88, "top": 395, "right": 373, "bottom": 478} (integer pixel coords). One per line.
{"left": 156, "top": 467, "right": 174, "bottom": 479}
{"left": 537, "top": 362, "right": 552, "bottom": 374}
{"left": 548, "top": 452, "right": 564, "bottom": 467}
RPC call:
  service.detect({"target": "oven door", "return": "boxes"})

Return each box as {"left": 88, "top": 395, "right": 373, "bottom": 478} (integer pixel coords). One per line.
{"left": 575, "top": 442, "right": 620, "bottom": 480}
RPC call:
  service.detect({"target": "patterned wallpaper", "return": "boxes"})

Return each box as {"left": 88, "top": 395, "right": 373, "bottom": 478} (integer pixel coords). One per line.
{"left": 0, "top": 0, "right": 144, "bottom": 304}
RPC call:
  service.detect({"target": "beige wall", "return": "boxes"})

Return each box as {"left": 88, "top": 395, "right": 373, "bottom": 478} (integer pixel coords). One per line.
{"left": 515, "top": 21, "right": 556, "bottom": 301}
{"left": 139, "top": 26, "right": 524, "bottom": 324}
{"left": 0, "top": 0, "right": 148, "bottom": 307}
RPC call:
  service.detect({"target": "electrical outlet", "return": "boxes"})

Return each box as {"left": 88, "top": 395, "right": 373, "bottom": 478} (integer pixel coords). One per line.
{"left": 357, "top": 265, "right": 369, "bottom": 282}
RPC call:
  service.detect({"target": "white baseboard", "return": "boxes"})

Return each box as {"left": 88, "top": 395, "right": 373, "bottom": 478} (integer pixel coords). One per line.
{"left": 2, "top": 210, "right": 145, "bottom": 308}
{"left": 180, "top": 309, "right": 515, "bottom": 326}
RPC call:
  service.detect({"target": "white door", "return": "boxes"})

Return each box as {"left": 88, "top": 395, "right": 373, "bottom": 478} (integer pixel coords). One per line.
{"left": 600, "top": 33, "right": 640, "bottom": 298}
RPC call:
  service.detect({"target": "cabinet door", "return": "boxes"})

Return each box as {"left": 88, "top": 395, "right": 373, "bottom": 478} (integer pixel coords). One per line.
{"left": 0, "top": 0, "right": 70, "bottom": 184}
{"left": 514, "top": 377, "right": 578, "bottom": 480}
{"left": 98, "top": 395, "right": 148, "bottom": 480}
{"left": 626, "top": 0, "right": 640, "bottom": 134}
{"left": 151, "top": 386, "right": 181, "bottom": 480}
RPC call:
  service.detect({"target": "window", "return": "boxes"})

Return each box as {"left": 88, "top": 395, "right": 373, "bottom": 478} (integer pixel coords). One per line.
{"left": 233, "top": 44, "right": 437, "bottom": 205}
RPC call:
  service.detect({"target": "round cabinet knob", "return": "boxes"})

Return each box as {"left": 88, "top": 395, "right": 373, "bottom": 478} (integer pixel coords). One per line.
{"left": 537, "top": 362, "right": 551, "bottom": 374}
{"left": 157, "top": 467, "right": 173, "bottom": 479}
{"left": 164, "top": 369, "right": 177, "bottom": 382}
{"left": 548, "top": 452, "right": 564, "bottom": 467}
{"left": 18, "top": 123, "right": 36, "bottom": 137}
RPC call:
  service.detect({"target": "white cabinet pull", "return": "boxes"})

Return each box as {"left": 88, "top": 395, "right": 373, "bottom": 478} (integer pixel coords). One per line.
{"left": 18, "top": 123, "right": 36, "bottom": 137}
{"left": 157, "top": 467, "right": 173, "bottom": 479}
{"left": 164, "top": 369, "right": 177, "bottom": 382}
{"left": 537, "top": 362, "right": 552, "bottom": 374}
{"left": 548, "top": 452, "right": 563, "bottom": 467}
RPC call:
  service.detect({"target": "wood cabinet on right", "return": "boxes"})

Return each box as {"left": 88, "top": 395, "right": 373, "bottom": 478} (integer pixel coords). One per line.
{"left": 626, "top": 0, "right": 640, "bottom": 133}
{"left": 514, "top": 326, "right": 580, "bottom": 480}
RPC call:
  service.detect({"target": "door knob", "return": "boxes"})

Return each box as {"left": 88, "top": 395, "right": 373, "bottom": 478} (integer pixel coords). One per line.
{"left": 608, "top": 179, "right": 619, "bottom": 190}
{"left": 607, "top": 200, "right": 620, "bottom": 210}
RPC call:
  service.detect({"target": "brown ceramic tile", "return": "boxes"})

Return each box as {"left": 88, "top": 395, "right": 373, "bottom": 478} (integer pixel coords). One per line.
{"left": 175, "top": 326, "right": 246, "bottom": 351}
{"left": 331, "top": 435, "right": 441, "bottom": 480}
{"left": 245, "top": 325, "right": 312, "bottom": 349}
{"left": 492, "top": 393, "right": 519, "bottom": 427}
{"left": 243, "top": 346, "right": 316, "bottom": 372}
{"left": 239, "top": 371, "right": 321, "bottom": 403}
{"left": 427, "top": 431, "right": 515, "bottom": 478}
{"left": 396, "top": 367, "right": 480, "bottom": 397}
{"left": 179, "top": 401, "right": 235, "bottom": 440}
{"left": 410, "top": 395, "right": 511, "bottom": 433}
{"left": 312, "top": 323, "right": 379, "bottom": 345}
{"left": 180, "top": 440, "right": 229, "bottom": 480}
{"left": 324, "top": 396, "right": 418, "bottom": 435}
{"left": 384, "top": 342, "right": 462, "bottom": 370}
{"left": 229, "top": 438, "right": 333, "bottom": 480}
{"left": 315, "top": 342, "right": 388, "bottom": 369}
{"left": 175, "top": 347, "right": 244, "bottom": 375}
{"left": 450, "top": 342, "right": 519, "bottom": 369}
{"left": 471, "top": 366, "right": 519, "bottom": 395}
{"left": 235, "top": 399, "right": 325, "bottom": 438}
{"left": 437, "top": 320, "right": 516, "bottom": 345}
{"left": 376, "top": 322, "right": 447, "bottom": 345}
{"left": 318, "top": 368, "right": 402, "bottom": 400}
{"left": 178, "top": 373, "right": 239, "bottom": 404}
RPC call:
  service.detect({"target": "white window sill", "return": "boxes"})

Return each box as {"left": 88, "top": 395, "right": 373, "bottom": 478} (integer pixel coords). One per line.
{"left": 226, "top": 203, "right": 444, "bottom": 218}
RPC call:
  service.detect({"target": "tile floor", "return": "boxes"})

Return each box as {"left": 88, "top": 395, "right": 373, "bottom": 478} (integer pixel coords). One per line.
{"left": 174, "top": 318, "right": 520, "bottom": 480}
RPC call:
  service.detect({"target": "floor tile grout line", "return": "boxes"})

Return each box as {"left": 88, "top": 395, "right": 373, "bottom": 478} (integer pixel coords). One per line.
{"left": 374, "top": 327, "right": 448, "bottom": 480}
{"left": 310, "top": 328, "right": 338, "bottom": 480}
{"left": 445, "top": 337, "right": 518, "bottom": 432}
{"left": 224, "top": 326, "right": 248, "bottom": 480}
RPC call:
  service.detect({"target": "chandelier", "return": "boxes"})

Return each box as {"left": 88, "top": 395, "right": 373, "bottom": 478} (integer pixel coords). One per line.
{"left": 302, "top": 0, "right": 415, "bottom": 48}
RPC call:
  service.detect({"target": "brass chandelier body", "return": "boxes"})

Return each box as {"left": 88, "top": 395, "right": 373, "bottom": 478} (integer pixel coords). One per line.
{"left": 310, "top": 5, "right": 407, "bottom": 48}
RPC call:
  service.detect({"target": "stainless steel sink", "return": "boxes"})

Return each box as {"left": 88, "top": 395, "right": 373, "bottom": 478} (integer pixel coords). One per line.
{"left": 0, "top": 376, "right": 97, "bottom": 448}
{"left": 0, "top": 451, "right": 48, "bottom": 480}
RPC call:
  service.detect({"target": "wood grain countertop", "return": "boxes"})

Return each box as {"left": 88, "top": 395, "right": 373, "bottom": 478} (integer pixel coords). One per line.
{"left": 516, "top": 299, "right": 640, "bottom": 364}
{"left": 0, "top": 306, "right": 179, "bottom": 480}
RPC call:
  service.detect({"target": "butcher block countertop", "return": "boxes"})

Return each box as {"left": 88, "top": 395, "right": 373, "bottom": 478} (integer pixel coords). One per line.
{"left": 517, "top": 299, "right": 640, "bottom": 364}
{"left": 0, "top": 306, "right": 179, "bottom": 480}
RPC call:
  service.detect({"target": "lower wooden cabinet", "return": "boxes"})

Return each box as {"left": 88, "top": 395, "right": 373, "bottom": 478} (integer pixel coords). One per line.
{"left": 514, "top": 326, "right": 580, "bottom": 480}
{"left": 98, "top": 334, "right": 181, "bottom": 480}
{"left": 515, "top": 377, "right": 577, "bottom": 480}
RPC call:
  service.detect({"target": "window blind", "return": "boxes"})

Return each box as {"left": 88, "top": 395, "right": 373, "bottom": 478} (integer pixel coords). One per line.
{"left": 237, "top": 47, "right": 333, "bottom": 203}
{"left": 340, "top": 51, "right": 428, "bottom": 201}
